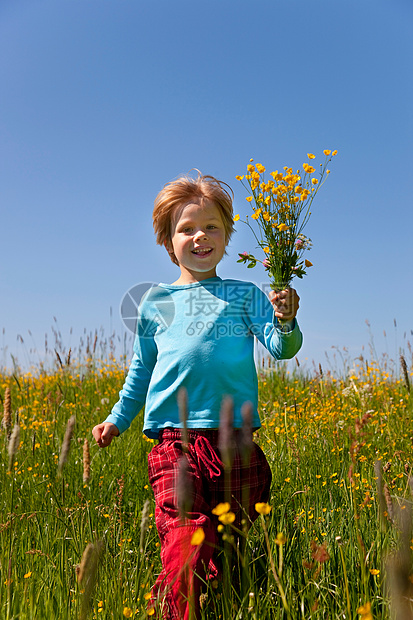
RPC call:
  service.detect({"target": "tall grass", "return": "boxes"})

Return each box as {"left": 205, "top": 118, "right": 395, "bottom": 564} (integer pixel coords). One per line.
{"left": 0, "top": 348, "right": 412, "bottom": 619}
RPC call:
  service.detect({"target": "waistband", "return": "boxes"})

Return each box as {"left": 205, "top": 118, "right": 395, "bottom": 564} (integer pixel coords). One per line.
{"left": 158, "top": 427, "right": 223, "bottom": 443}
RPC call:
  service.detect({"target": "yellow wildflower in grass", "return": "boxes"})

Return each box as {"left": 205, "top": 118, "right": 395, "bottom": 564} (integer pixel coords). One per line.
{"left": 218, "top": 512, "right": 236, "bottom": 525}
{"left": 275, "top": 533, "right": 286, "bottom": 545}
{"left": 246, "top": 196, "right": 253, "bottom": 202}
{"left": 332, "top": 150, "right": 338, "bottom": 155}
{"left": 256, "top": 163, "right": 266, "bottom": 173}
{"left": 24, "top": 571, "right": 32, "bottom": 579}
{"left": 357, "top": 601, "right": 372, "bottom": 619}
{"left": 323, "top": 149, "right": 331, "bottom": 156}
{"left": 255, "top": 502, "right": 272, "bottom": 515}
{"left": 312, "top": 178, "right": 319, "bottom": 185}
{"left": 123, "top": 608, "right": 133, "bottom": 618}
{"left": 369, "top": 569, "right": 380, "bottom": 575}
{"left": 234, "top": 214, "right": 240, "bottom": 221}
{"left": 235, "top": 175, "right": 244, "bottom": 180}
{"left": 212, "top": 502, "right": 231, "bottom": 516}
{"left": 277, "top": 223, "right": 289, "bottom": 232}
{"left": 147, "top": 609, "right": 155, "bottom": 617}
{"left": 307, "top": 153, "right": 316, "bottom": 159}
{"left": 190, "top": 528, "right": 205, "bottom": 546}
{"left": 144, "top": 592, "right": 152, "bottom": 601}
{"left": 263, "top": 247, "right": 270, "bottom": 253}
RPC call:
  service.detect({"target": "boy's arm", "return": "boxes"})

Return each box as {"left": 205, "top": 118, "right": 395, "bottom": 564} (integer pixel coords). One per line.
{"left": 246, "top": 284, "right": 303, "bottom": 359}
{"left": 93, "top": 307, "right": 158, "bottom": 444}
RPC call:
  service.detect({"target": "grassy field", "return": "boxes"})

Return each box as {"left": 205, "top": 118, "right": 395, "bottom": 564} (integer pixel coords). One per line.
{"left": 1, "top": 349, "right": 412, "bottom": 619}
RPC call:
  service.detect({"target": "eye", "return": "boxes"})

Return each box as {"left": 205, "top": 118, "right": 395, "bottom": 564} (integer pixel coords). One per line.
{"left": 207, "top": 224, "right": 217, "bottom": 229}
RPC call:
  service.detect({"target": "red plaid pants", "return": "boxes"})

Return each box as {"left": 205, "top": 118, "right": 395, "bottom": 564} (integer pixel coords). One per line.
{"left": 147, "top": 428, "right": 272, "bottom": 619}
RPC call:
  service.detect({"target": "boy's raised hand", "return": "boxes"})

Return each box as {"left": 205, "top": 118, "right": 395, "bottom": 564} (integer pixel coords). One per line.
{"left": 92, "top": 422, "right": 119, "bottom": 448}
{"left": 269, "top": 288, "right": 300, "bottom": 322}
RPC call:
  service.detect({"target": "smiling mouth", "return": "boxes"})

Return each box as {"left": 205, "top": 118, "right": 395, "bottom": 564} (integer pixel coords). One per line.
{"left": 192, "top": 247, "right": 213, "bottom": 256}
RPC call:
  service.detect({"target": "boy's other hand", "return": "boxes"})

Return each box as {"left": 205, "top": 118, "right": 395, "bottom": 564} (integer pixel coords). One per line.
{"left": 92, "top": 422, "right": 119, "bottom": 448}
{"left": 269, "top": 288, "right": 300, "bottom": 322}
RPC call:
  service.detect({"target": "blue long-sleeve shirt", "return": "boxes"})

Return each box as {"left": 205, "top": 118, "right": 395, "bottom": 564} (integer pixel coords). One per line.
{"left": 105, "top": 277, "right": 303, "bottom": 438}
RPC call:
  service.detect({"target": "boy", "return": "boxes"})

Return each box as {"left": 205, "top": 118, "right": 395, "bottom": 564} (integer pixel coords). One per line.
{"left": 93, "top": 173, "right": 302, "bottom": 619}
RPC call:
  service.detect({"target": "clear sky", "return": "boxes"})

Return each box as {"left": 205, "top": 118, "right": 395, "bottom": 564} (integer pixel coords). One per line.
{"left": 1, "top": 0, "right": 412, "bottom": 373}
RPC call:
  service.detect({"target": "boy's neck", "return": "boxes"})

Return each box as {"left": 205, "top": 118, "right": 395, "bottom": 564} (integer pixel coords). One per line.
{"left": 172, "top": 268, "right": 219, "bottom": 286}
{"left": 172, "top": 272, "right": 217, "bottom": 286}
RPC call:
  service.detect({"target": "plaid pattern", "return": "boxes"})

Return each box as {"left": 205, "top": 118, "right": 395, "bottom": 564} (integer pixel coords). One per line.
{"left": 148, "top": 428, "right": 272, "bottom": 619}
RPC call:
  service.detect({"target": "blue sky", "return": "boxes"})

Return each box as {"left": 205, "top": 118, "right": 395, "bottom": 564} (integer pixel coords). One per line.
{"left": 1, "top": 0, "right": 412, "bottom": 372}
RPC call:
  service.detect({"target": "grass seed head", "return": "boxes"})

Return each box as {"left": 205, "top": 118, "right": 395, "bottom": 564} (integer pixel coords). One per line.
{"left": 82, "top": 438, "right": 90, "bottom": 483}
{"left": 8, "top": 423, "right": 20, "bottom": 471}
{"left": 400, "top": 354, "right": 411, "bottom": 392}
{"left": 240, "top": 401, "right": 253, "bottom": 465}
{"left": 2, "top": 387, "right": 11, "bottom": 434}
{"left": 58, "top": 415, "right": 76, "bottom": 475}
{"left": 219, "top": 396, "right": 234, "bottom": 469}
{"left": 139, "top": 499, "right": 151, "bottom": 553}
{"left": 177, "top": 455, "right": 192, "bottom": 518}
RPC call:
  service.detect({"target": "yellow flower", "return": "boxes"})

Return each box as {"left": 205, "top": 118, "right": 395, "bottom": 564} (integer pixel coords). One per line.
{"left": 305, "top": 259, "right": 313, "bottom": 267}
{"left": 323, "top": 149, "right": 331, "bottom": 156}
{"left": 357, "top": 601, "right": 372, "bottom": 619}
{"left": 277, "top": 223, "right": 289, "bottom": 232}
{"left": 307, "top": 153, "right": 316, "bottom": 159}
{"left": 369, "top": 569, "right": 380, "bottom": 576}
{"left": 144, "top": 592, "right": 152, "bottom": 601}
{"left": 312, "top": 178, "right": 319, "bottom": 185}
{"left": 148, "top": 609, "right": 155, "bottom": 617}
{"left": 212, "top": 502, "right": 231, "bottom": 516}
{"left": 249, "top": 158, "right": 254, "bottom": 162}
{"left": 24, "top": 571, "right": 32, "bottom": 579}
{"left": 235, "top": 175, "right": 244, "bottom": 180}
{"left": 275, "top": 532, "right": 286, "bottom": 546}
{"left": 255, "top": 502, "right": 272, "bottom": 515}
{"left": 332, "top": 150, "right": 338, "bottom": 155}
{"left": 218, "top": 512, "right": 236, "bottom": 525}
{"left": 246, "top": 196, "right": 253, "bottom": 202}
{"left": 256, "top": 163, "right": 266, "bottom": 173}
{"left": 190, "top": 528, "right": 205, "bottom": 546}
{"left": 263, "top": 247, "right": 270, "bottom": 253}
{"left": 247, "top": 164, "right": 255, "bottom": 173}
{"left": 123, "top": 607, "right": 133, "bottom": 618}
{"left": 234, "top": 214, "right": 240, "bottom": 221}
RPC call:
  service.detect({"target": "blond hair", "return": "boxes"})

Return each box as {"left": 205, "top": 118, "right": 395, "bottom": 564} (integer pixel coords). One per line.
{"left": 153, "top": 172, "right": 234, "bottom": 265}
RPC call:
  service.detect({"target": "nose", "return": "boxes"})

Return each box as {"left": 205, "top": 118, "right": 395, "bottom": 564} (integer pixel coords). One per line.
{"left": 194, "top": 229, "right": 208, "bottom": 242}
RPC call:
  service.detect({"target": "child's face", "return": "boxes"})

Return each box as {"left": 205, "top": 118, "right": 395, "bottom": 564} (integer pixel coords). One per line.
{"left": 166, "top": 199, "right": 227, "bottom": 284}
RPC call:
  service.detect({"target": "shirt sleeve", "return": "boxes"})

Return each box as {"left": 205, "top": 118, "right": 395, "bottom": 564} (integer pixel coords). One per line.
{"left": 244, "top": 284, "right": 303, "bottom": 360}
{"left": 104, "top": 312, "right": 158, "bottom": 434}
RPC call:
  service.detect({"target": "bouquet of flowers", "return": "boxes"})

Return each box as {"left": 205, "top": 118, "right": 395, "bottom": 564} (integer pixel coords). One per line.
{"left": 235, "top": 150, "right": 337, "bottom": 290}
